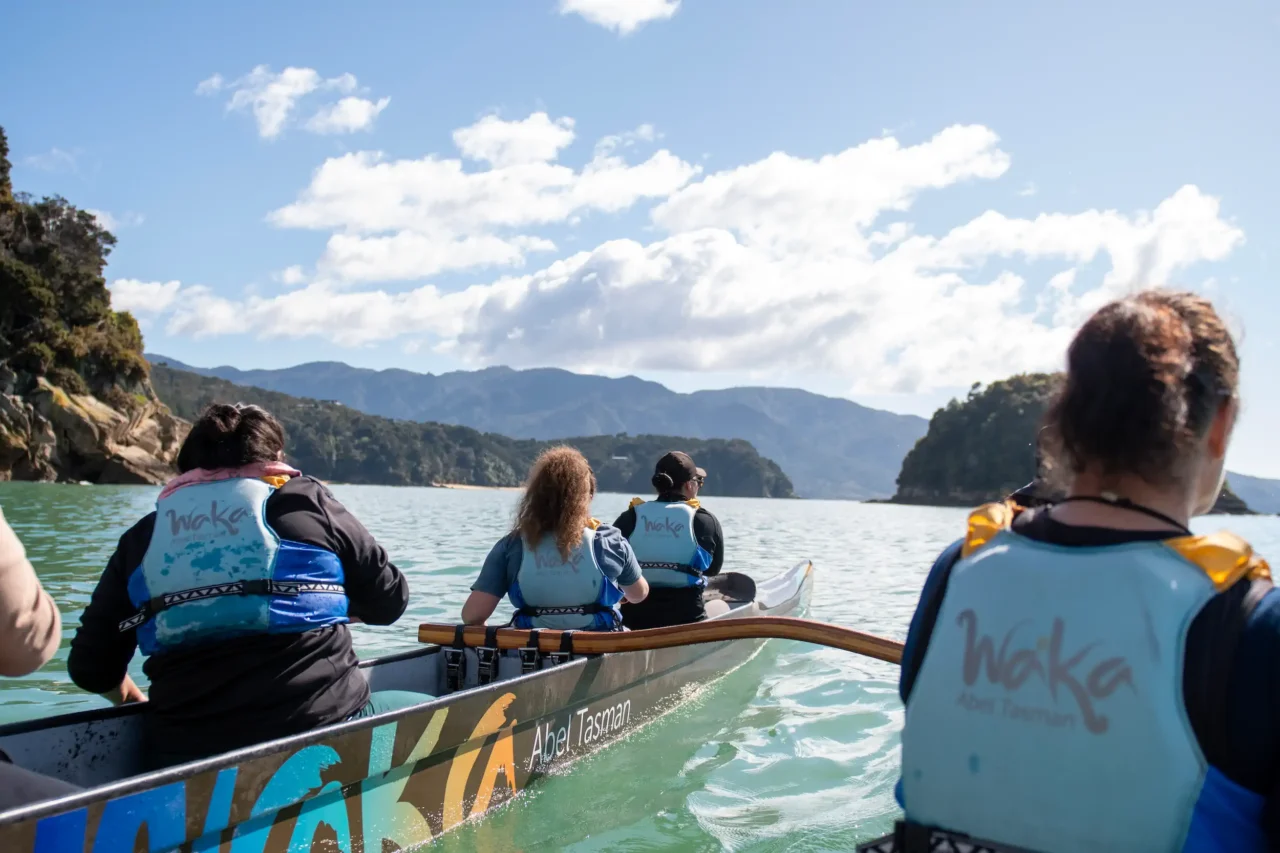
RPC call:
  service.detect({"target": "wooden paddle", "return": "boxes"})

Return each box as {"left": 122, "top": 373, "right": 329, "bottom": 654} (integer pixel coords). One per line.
{"left": 418, "top": 617, "right": 904, "bottom": 665}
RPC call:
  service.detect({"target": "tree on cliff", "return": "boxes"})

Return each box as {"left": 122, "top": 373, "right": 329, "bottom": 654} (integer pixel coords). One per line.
{"left": 892, "top": 371, "right": 1252, "bottom": 513}
{"left": 0, "top": 125, "right": 148, "bottom": 406}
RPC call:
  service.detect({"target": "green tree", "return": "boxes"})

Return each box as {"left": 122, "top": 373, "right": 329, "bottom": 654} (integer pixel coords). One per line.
{"left": 0, "top": 125, "right": 148, "bottom": 400}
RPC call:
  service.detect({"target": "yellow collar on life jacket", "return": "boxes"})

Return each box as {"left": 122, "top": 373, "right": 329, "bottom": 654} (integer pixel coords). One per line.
{"left": 588, "top": 517, "right": 601, "bottom": 530}
{"left": 261, "top": 474, "right": 293, "bottom": 489}
{"left": 961, "top": 501, "right": 1271, "bottom": 592}
{"left": 630, "top": 496, "right": 701, "bottom": 509}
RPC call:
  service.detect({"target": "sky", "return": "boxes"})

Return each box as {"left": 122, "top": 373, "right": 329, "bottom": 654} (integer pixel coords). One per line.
{"left": 3, "top": 0, "right": 1277, "bottom": 477}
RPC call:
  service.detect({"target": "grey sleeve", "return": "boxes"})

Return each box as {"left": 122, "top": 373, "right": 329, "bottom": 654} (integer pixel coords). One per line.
{"left": 594, "top": 524, "right": 642, "bottom": 586}
{"left": 472, "top": 533, "right": 521, "bottom": 597}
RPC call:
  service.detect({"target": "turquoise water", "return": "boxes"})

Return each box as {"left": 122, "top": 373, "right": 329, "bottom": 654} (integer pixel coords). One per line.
{"left": 1, "top": 481, "right": 1278, "bottom": 851}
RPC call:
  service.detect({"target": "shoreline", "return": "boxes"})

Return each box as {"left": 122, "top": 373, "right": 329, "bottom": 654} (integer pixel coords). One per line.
{"left": 432, "top": 482, "right": 523, "bottom": 492}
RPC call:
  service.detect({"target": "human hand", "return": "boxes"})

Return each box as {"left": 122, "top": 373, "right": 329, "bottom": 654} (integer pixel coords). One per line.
{"left": 106, "top": 674, "right": 148, "bottom": 705}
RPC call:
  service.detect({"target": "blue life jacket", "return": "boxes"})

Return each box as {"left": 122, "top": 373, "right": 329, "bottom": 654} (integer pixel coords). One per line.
{"left": 628, "top": 499, "right": 712, "bottom": 588}
{"left": 121, "top": 478, "right": 349, "bottom": 656}
{"left": 900, "top": 502, "right": 1272, "bottom": 853}
{"left": 507, "top": 524, "right": 624, "bottom": 630}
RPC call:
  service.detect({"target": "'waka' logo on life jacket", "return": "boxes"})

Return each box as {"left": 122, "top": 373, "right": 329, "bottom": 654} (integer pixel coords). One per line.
{"left": 534, "top": 546, "right": 587, "bottom": 573}
{"left": 958, "top": 609, "right": 1134, "bottom": 734}
{"left": 643, "top": 516, "right": 685, "bottom": 539}
{"left": 166, "top": 501, "right": 251, "bottom": 537}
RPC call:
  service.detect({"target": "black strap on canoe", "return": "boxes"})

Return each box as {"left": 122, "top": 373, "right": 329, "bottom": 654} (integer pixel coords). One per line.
{"left": 520, "top": 629, "right": 543, "bottom": 674}
{"left": 639, "top": 560, "right": 704, "bottom": 578}
{"left": 443, "top": 625, "right": 467, "bottom": 692}
{"left": 117, "top": 579, "right": 345, "bottom": 633}
{"left": 854, "top": 821, "right": 1028, "bottom": 853}
{"left": 559, "top": 631, "right": 575, "bottom": 654}
{"left": 476, "top": 625, "right": 500, "bottom": 685}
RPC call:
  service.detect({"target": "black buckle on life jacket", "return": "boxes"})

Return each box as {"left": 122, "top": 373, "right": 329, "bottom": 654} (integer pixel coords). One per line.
{"left": 476, "top": 626, "right": 500, "bottom": 685}
{"left": 854, "top": 821, "right": 1027, "bottom": 853}
{"left": 520, "top": 629, "right": 543, "bottom": 674}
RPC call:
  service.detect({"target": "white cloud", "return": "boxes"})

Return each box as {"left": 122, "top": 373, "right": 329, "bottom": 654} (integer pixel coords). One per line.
{"left": 267, "top": 112, "right": 697, "bottom": 284}
{"left": 305, "top": 96, "right": 392, "bottom": 135}
{"left": 453, "top": 113, "right": 576, "bottom": 167}
{"left": 197, "top": 65, "right": 387, "bottom": 139}
{"left": 1018, "top": 181, "right": 1038, "bottom": 197}
{"left": 558, "top": 0, "right": 681, "bottom": 34}
{"left": 139, "top": 122, "right": 1245, "bottom": 393}
{"left": 86, "top": 209, "right": 145, "bottom": 231}
{"left": 109, "top": 279, "right": 183, "bottom": 314}
{"left": 23, "top": 148, "right": 79, "bottom": 172}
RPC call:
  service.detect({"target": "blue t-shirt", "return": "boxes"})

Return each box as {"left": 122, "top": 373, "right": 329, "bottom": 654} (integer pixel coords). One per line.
{"left": 898, "top": 509, "right": 1280, "bottom": 850}
{"left": 471, "top": 523, "right": 642, "bottom": 598}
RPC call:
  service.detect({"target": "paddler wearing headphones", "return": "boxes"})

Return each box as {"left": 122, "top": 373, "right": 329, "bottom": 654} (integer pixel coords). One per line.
{"left": 895, "top": 291, "right": 1277, "bottom": 852}
{"left": 613, "top": 451, "right": 727, "bottom": 629}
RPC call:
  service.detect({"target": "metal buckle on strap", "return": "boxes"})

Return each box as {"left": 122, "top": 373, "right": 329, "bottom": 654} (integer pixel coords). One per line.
{"left": 476, "top": 625, "right": 500, "bottom": 685}
{"left": 520, "top": 629, "right": 542, "bottom": 674}
{"left": 545, "top": 652, "right": 571, "bottom": 666}
{"left": 476, "top": 647, "right": 498, "bottom": 685}
{"left": 443, "top": 648, "right": 466, "bottom": 692}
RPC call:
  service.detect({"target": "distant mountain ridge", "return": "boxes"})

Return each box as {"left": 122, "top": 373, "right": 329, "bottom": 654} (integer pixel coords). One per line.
{"left": 145, "top": 354, "right": 927, "bottom": 499}
{"left": 150, "top": 365, "right": 795, "bottom": 497}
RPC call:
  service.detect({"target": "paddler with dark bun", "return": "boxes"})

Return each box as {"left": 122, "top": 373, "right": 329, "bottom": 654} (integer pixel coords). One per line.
{"left": 614, "top": 451, "right": 727, "bottom": 629}
{"left": 68, "top": 403, "right": 430, "bottom": 770}
{"left": 894, "top": 290, "right": 1276, "bottom": 852}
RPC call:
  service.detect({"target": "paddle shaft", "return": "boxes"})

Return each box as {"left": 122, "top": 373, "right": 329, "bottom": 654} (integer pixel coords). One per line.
{"left": 418, "top": 616, "right": 904, "bottom": 665}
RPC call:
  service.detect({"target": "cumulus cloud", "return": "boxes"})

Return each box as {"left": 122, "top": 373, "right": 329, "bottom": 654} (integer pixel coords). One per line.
{"left": 138, "top": 121, "right": 1245, "bottom": 393}
{"left": 558, "top": 0, "right": 681, "bottom": 34}
{"left": 197, "top": 66, "right": 387, "bottom": 138}
{"left": 453, "top": 113, "right": 576, "bottom": 167}
{"left": 267, "top": 112, "right": 697, "bottom": 284}
{"left": 109, "top": 279, "right": 183, "bottom": 314}
{"left": 305, "top": 96, "right": 392, "bottom": 135}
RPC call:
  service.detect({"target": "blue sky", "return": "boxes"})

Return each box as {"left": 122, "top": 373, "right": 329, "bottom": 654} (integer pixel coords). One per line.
{"left": 4, "top": 0, "right": 1277, "bottom": 477}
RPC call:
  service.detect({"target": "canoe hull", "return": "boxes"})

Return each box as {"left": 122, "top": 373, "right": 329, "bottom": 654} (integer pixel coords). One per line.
{"left": 0, "top": 561, "right": 811, "bottom": 852}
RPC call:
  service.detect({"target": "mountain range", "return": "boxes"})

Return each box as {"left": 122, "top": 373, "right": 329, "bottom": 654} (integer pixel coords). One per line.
{"left": 145, "top": 355, "right": 927, "bottom": 500}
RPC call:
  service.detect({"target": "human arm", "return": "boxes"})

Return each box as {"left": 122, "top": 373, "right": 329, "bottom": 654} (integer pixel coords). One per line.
{"left": 0, "top": 507, "right": 63, "bottom": 676}
{"left": 67, "top": 516, "right": 153, "bottom": 701}
{"left": 596, "top": 525, "right": 648, "bottom": 603}
{"left": 693, "top": 508, "right": 724, "bottom": 576}
{"left": 461, "top": 592, "right": 502, "bottom": 626}
{"left": 463, "top": 534, "right": 519, "bottom": 624}
{"left": 898, "top": 539, "right": 963, "bottom": 704}
{"left": 271, "top": 478, "right": 409, "bottom": 626}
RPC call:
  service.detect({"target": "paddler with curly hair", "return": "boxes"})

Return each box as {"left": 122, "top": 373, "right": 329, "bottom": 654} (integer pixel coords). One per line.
{"left": 463, "top": 446, "right": 649, "bottom": 630}
{"left": 893, "top": 291, "right": 1277, "bottom": 852}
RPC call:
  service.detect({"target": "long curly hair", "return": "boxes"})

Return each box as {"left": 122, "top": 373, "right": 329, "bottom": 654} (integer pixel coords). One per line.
{"left": 516, "top": 446, "right": 597, "bottom": 560}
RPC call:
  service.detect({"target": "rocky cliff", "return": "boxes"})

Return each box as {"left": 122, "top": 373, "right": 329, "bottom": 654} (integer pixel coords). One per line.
{"left": 0, "top": 366, "right": 187, "bottom": 484}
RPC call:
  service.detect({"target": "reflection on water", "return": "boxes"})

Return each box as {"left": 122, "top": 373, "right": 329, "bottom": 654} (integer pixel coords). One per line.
{"left": 1, "top": 481, "right": 1276, "bottom": 851}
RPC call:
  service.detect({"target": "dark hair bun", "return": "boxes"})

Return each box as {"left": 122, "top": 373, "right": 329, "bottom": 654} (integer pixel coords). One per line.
{"left": 176, "top": 403, "right": 286, "bottom": 473}
{"left": 651, "top": 472, "right": 676, "bottom": 491}
{"left": 1043, "top": 290, "right": 1238, "bottom": 486}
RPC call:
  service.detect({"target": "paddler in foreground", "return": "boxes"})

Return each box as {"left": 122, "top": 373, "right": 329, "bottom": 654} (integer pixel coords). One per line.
{"left": 68, "top": 403, "right": 431, "bottom": 770}
{"left": 892, "top": 291, "right": 1277, "bottom": 852}
{"left": 463, "top": 446, "right": 649, "bottom": 629}
{"left": 613, "top": 451, "right": 728, "bottom": 629}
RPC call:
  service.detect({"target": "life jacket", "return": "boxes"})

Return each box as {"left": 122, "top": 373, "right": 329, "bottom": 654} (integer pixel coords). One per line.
{"left": 627, "top": 498, "right": 712, "bottom": 588}
{"left": 900, "top": 501, "right": 1272, "bottom": 853}
{"left": 121, "top": 477, "right": 349, "bottom": 656}
{"left": 507, "top": 523, "right": 624, "bottom": 631}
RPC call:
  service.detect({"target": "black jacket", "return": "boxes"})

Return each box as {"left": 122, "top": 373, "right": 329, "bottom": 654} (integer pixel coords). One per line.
{"left": 613, "top": 493, "right": 724, "bottom": 629}
{"left": 68, "top": 476, "right": 409, "bottom": 766}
